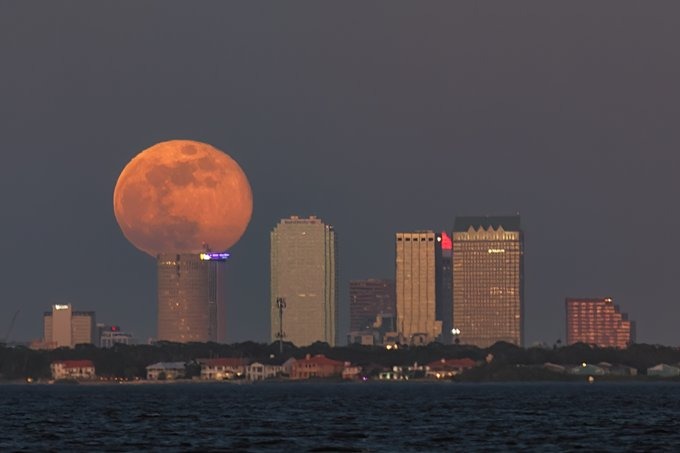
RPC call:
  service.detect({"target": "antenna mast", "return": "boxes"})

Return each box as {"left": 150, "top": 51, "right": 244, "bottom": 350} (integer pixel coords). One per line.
{"left": 275, "top": 297, "right": 286, "bottom": 354}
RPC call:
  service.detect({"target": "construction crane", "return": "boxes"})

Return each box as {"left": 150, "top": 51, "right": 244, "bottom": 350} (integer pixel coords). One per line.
{"left": 3, "top": 310, "right": 19, "bottom": 344}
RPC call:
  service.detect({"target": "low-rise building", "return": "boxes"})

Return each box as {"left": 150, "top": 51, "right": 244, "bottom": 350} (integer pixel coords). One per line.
{"left": 146, "top": 362, "right": 186, "bottom": 380}
{"left": 246, "top": 360, "right": 283, "bottom": 381}
{"left": 290, "top": 354, "right": 344, "bottom": 380}
{"left": 425, "top": 358, "right": 477, "bottom": 379}
{"left": 378, "top": 370, "right": 403, "bottom": 380}
{"left": 51, "top": 360, "right": 96, "bottom": 380}
{"left": 347, "top": 332, "right": 376, "bottom": 346}
{"left": 543, "top": 362, "right": 566, "bottom": 374}
{"left": 342, "top": 363, "right": 362, "bottom": 380}
{"left": 595, "top": 362, "right": 638, "bottom": 376}
{"left": 99, "top": 325, "right": 135, "bottom": 348}
{"left": 199, "top": 358, "right": 248, "bottom": 380}
{"left": 647, "top": 363, "right": 680, "bottom": 378}
{"left": 609, "top": 364, "right": 638, "bottom": 376}
{"left": 280, "top": 357, "right": 297, "bottom": 377}
{"left": 567, "top": 363, "right": 607, "bottom": 376}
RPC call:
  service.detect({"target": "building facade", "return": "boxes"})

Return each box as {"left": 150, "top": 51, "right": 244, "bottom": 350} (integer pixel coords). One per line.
{"left": 199, "top": 358, "right": 248, "bottom": 380}
{"left": 146, "top": 362, "right": 187, "bottom": 380}
{"left": 43, "top": 304, "right": 96, "bottom": 348}
{"left": 157, "top": 253, "right": 227, "bottom": 343}
{"left": 290, "top": 354, "right": 344, "bottom": 380}
{"left": 565, "top": 297, "right": 634, "bottom": 348}
{"left": 439, "top": 232, "right": 453, "bottom": 344}
{"left": 395, "top": 231, "right": 442, "bottom": 345}
{"left": 270, "top": 216, "right": 337, "bottom": 346}
{"left": 349, "top": 279, "right": 395, "bottom": 332}
{"left": 98, "top": 325, "right": 135, "bottom": 348}
{"left": 50, "top": 360, "right": 96, "bottom": 380}
{"left": 452, "top": 216, "right": 524, "bottom": 347}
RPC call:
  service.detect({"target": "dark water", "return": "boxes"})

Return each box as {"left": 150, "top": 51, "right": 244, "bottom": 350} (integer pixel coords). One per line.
{"left": 1, "top": 381, "right": 680, "bottom": 451}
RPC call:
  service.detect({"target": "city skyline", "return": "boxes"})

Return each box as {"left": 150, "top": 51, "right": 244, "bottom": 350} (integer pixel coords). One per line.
{"left": 3, "top": 3, "right": 680, "bottom": 346}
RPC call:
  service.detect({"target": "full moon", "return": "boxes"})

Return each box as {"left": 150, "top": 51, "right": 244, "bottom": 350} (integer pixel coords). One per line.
{"left": 113, "top": 140, "right": 253, "bottom": 256}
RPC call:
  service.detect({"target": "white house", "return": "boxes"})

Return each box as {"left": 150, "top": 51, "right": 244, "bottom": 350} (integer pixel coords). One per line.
{"left": 51, "top": 360, "right": 96, "bottom": 380}
{"left": 199, "top": 358, "right": 248, "bottom": 380}
{"left": 647, "top": 363, "right": 680, "bottom": 378}
{"left": 246, "top": 361, "right": 283, "bottom": 381}
{"left": 146, "top": 362, "right": 186, "bottom": 380}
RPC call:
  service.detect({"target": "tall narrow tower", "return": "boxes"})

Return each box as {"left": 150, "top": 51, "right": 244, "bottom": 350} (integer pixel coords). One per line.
{"left": 270, "top": 216, "right": 337, "bottom": 346}
{"left": 452, "top": 215, "right": 523, "bottom": 347}
{"left": 395, "top": 231, "right": 442, "bottom": 345}
{"left": 157, "top": 252, "right": 228, "bottom": 343}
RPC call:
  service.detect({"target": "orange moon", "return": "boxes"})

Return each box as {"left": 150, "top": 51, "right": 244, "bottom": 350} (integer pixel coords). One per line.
{"left": 113, "top": 140, "right": 253, "bottom": 256}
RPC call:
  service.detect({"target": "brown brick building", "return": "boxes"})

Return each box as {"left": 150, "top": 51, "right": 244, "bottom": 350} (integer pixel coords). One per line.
{"left": 290, "top": 354, "right": 344, "bottom": 380}
{"left": 565, "top": 297, "right": 635, "bottom": 348}
{"left": 349, "top": 279, "right": 395, "bottom": 332}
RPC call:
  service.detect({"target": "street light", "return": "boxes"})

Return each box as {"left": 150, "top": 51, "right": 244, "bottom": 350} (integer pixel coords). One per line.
{"left": 451, "top": 328, "right": 461, "bottom": 345}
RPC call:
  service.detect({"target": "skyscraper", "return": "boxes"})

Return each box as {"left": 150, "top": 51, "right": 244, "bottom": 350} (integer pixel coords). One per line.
{"left": 395, "top": 231, "right": 442, "bottom": 345}
{"left": 349, "top": 279, "right": 396, "bottom": 332}
{"left": 270, "top": 216, "right": 337, "bottom": 346}
{"left": 157, "top": 252, "right": 228, "bottom": 343}
{"left": 566, "top": 297, "right": 635, "bottom": 348}
{"left": 439, "top": 232, "right": 453, "bottom": 344}
{"left": 43, "top": 304, "right": 95, "bottom": 348}
{"left": 452, "top": 216, "right": 523, "bottom": 347}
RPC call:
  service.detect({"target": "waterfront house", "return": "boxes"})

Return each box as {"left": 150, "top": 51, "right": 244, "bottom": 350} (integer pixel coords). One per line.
{"left": 281, "top": 357, "right": 296, "bottom": 377}
{"left": 146, "top": 362, "right": 186, "bottom": 380}
{"left": 608, "top": 364, "right": 638, "bottom": 376}
{"left": 246, "top": 359, "right": 283, "bottom": 381}
{"left": 567, "top": 363, "right": 607, "bottom": 376}
{"left": 647, "top": 363, "right": 680, "bottom": 377}
{"left": 425, "top": 358, "right": 477, "bottom": 379}
{"left": 199, "top": 358, "right": 248, "bottom": 380}
{"left": 290, "top": 354, "right": 344, "bottom": 380}
{"left": 342, "top": 362, "right": 362, "bottom": 380}
{"left": 378, "top": 369, "right": 405, "bottom": 380}
{"left": 50, "top": 360, "right": 96, "bottom": 380}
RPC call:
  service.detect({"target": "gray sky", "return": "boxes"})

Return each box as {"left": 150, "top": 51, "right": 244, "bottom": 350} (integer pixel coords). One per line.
{"left": 2, "top": 2, "right": 679, "bottom": 346}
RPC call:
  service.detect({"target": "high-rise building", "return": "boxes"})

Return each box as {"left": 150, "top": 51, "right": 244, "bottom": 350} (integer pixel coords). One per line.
{"left": 452, "top": 216, "right": 523, "bottom": 347}
{"left": 349, "top": 279, "right": 396, "bottom": 332}
{"left": 395, "top": 231, "right": 443, "bottom": 345}
{"left": 439, "top": 232, "right": 453, "bottom": 344}
{"left": 270, "top": 215, "right": 337, "bottom": 346}
{"left": 157, "top": 252, "right": 228, "bottom": 343}
{"left": 43, "top": 304, "right": 95, "bottom": 348}
{"left": 565, "top": 297, "right": 635, "bottom": 348}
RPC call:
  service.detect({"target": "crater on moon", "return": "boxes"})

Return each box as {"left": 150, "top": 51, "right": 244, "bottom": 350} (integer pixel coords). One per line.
{"left": 113, "top": 140, "right": 253, "bottom": 256}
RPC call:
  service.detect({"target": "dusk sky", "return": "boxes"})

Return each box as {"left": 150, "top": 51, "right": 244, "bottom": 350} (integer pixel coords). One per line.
{"left": 2, "top": 2, "right": 680, "bottom": 346}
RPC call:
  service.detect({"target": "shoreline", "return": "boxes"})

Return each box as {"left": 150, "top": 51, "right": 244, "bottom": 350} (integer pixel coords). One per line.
{"left": 3, "top": 376, "right": 680, "bottom": 386}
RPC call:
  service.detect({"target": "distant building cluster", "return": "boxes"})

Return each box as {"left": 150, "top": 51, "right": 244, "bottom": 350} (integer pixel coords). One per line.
{"left": 31, "top": 304, "right": 135, "bottom": 350}
{"left": 40, "top": 304, "right": 95, "bottom": 349}
{"left": 29, "top": 214, "right": 636, "bottom": 350}
{"left": 344, "top": 215, "right": 526, "bottom": 348}
{"left": 263, "top": 213, "right": 634, "bottom": 349}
